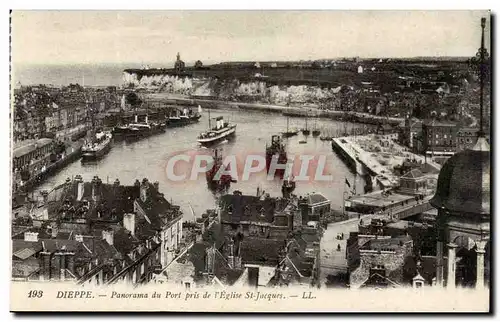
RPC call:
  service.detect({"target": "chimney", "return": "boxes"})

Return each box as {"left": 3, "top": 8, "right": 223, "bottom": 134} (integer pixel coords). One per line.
{"left": 248, "top": 266, "right": 260, "bottom": 288}
{"left": 40, "top": 190, "right": 49, "bottom": 203}
{"left": 51, "top": 227, "right": 58, "bottom": 239}
{"left": 41, "top": 252, "right": 51, "bottom": 281}
{"left": 53, "top": 253, "right": 61, "bottom": 281}
{"left": 287, "top": 212, "right": 293, "bottom": 231}
{"left": 24, "top": 232, "right": 39, "bottom": 242}
{"left": 123, "top": 213, "right": 136, "bottom": 236}
{"left": 67, "top": 253, "right": 75, "bottom": 276}
{"left": 227, "top": 240, "right": 235, "bottom": 268}
{"left": 102, "top": 228, "right": 114, "bottom": 246}
{"left": 77, "top": 182, "right": 84, "bottom": 201}
{"left": 205, "top": 245, "right": 215, "bottom": 275}
{"left": 140, "top": 178, "right": 149, "bottom": 202}
{"left": 60, "top": 253, "right": 66, "bottom": 280}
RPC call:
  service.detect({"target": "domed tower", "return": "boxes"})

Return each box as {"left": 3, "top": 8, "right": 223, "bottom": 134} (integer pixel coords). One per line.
{"left": 430, "top": 17, "right": 490, "bottom": 289}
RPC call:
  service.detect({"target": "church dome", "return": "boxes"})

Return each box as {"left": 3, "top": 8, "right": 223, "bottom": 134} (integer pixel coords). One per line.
{"left": 430, "top": 136, "right": 490, "bottom": 216}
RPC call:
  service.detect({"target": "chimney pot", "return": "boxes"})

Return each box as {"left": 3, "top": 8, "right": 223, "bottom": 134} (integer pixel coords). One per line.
{"left": 123, "top": 213, "right": 136, "bottom": 236}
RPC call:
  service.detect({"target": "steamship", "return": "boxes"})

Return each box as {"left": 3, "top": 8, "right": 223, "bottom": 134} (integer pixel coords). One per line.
{"left": 81, "top": 131, "right": 113, "bottom": 161}
{"left": 265, "top": 135, "right": 288, "bottom": 177}
{"left": 113, "top": 115, "right": 166, "bottom": 138}
{"left": 167, "top": 105, "right": 202, "bottom": 127}
{"left": 197, "top": 114, "right": 236, "bottom": 146}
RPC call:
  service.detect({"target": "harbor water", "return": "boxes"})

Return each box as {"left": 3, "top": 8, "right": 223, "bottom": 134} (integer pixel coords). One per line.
{"left": 35, "top": 108, "right": 372, "bottom": 218}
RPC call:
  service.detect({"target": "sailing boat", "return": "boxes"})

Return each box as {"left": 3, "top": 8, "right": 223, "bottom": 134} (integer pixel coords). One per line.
{"left": 312, "top": 118, "right": 321, "bottom": 137}
{"left": 301, "top": 114, "right": 310, "bottom": 135}
{"left": 282, "top": 117, "right": 298, "bottom": 138}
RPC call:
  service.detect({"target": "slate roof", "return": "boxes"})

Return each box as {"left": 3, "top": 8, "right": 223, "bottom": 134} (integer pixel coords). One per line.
{"left": 360, "top": 273, "right": 401, "bottom": 288}
{"left": 401, "top": 169, "right": 425, "bottom": 179}
{"left": 239, "top": 237, "right": 286, "bottom": 266}
{"left": 12, "top": 258, "right": 40, "bottom": 278}
{"left": 113, "top": 228, "right": 140, "bottom": 256}
{"left": 361, "top": 235, "right": 412, "bottom": 252}
{"left": 307, "top": 193, "right": 330, "bottom": 206}
{"left": 403, "top": 255, "right": 438, "bottom": 285}
{"left": 12, "top": 240, "right": 43, "bottom": 255}
{"left": 219, "top": 194, "right": 276, "bottom": 224}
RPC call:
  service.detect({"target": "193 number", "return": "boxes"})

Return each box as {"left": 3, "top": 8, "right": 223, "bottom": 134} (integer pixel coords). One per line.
{"left": 28, "top": 290, "right": 43, "bottom": 298}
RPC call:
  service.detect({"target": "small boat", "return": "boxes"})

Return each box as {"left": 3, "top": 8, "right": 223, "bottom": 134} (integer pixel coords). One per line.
{"left": 301, "top": 115, "right": 310, "bottom": 135}
{"left": 282, "top": 117, "right": 298, "bottom": 138}
{"left": 197, "top": 113, "right": 236, "bottom": 146}
{"left": 312, "top": 119, "right": 321, "bottom": 137}
{"left": 299, "top": 139, "right": 307, "bottom": 144}
{"left": 81, "top": 131, "right": 112, "bottom": 161}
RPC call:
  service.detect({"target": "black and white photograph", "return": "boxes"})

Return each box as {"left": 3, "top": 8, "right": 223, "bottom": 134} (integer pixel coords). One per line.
{"left": 8, "top": 10, "right": 491, "bottom": 312}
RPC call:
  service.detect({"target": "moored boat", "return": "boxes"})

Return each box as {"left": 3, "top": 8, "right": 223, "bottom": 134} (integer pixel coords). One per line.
{"left": 81, "top": 131, "right": 113, "bottom": 161}
{"left": 167, "top": 105, "right": 202, "bottom": 127}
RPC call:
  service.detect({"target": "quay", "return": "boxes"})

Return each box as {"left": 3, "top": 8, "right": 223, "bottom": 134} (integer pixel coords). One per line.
{"left": 332, "top": 134, "right": 441, "bottom": 190}
{"left": 145, "top": 93, "right": 404, "bottom": 126}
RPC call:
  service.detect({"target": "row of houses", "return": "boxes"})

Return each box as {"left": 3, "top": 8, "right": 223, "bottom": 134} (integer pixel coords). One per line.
{"left": 154, "top": 191, "right": 328, "bottom": 288}
{"left": 12, "top": 176, "right": 183, "bottom": 286}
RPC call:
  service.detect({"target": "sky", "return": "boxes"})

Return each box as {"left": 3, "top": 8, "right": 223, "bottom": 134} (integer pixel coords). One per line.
{"left": 11, "top": 10, "right": 491, "bottom": 66}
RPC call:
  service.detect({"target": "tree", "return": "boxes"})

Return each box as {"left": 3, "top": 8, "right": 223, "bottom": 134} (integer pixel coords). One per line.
{"left": 194, "top": 60, "right": 203, "bottom": 69}
{"left": 125, "top": 92, "right": 142, "bottom": 107}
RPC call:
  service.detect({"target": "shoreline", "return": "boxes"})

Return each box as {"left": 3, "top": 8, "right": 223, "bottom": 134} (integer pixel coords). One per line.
{"left": 145, "top": 93, "right": 404, "bottom": 126}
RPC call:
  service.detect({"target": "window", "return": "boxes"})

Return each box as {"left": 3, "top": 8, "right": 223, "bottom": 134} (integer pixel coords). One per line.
{"left": 185, "top": 282, "right": 191, "bottom": 290}
{"left": 435, "top": 134, "right": 439, "bottom": 138}
{"left": 444, "top": 134, "right": 447, "bottom": 139}
{"left": 141, "top": 263, "right": 145, "bottom": 275}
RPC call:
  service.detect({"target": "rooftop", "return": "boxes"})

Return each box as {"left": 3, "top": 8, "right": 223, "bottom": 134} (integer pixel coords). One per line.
{"left": 348, "top": 190, "right": 415, "bottom": 208}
